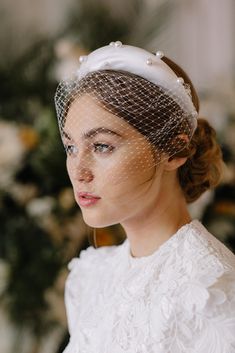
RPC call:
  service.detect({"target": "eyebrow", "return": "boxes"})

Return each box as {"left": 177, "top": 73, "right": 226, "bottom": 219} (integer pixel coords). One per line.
{"left": 63, "top": 127, "right": 122, "bottom": 141}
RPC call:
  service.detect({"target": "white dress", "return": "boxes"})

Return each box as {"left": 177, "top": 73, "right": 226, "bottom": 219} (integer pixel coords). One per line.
{"left": 63, "top": 219, "right": 235, "bottom": 353}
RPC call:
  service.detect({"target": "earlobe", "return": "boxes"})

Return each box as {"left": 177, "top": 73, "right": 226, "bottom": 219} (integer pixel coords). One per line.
{"left": 164, "top": 156, "right": 188, "bottom": 171}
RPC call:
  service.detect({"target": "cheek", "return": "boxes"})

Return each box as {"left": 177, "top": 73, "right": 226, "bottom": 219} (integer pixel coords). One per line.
{"left": 96, "top": 154, "right": 157, "bottom": 208}
{"left": 97, "top": 145, "right": 156, "bottom": 192}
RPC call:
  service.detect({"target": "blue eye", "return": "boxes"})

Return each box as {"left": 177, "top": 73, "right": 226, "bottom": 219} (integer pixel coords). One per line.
{"left": 65, "top": 144, "right": 78, "bottom": 156}
{"left": 93, "top": 143, "right": 115, "bottom": 154}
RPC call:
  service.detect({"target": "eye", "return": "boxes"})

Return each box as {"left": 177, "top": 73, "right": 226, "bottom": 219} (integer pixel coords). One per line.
{"left": 93, "top": 143, "right": 115, "bottom": 154}
{"left": 64, "top": 144, "right": 78, "bottom": 156}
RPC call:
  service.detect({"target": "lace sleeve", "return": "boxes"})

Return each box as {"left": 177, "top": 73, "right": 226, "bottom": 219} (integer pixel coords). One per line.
{"left": 191, "top": 270, "right": 235, "bottom": 353}
{"left": 150, "top": 264, "right": 235, "bottom": 353}
{"left": 173, "top": 268, "right": 235, "bottom": 353}
{"left": 64, "top": 246, "right": 96, "bottom": 335}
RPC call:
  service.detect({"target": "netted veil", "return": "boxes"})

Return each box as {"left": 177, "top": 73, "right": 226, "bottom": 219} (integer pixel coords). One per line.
{"left": 55, "top": 42, "right": 198, "bottom": 188}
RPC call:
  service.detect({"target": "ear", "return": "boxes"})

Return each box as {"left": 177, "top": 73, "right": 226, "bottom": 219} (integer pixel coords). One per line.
{"left": 163, "top": 156, "right": 188, "bottom": 171}
{"left": 163, "top": 133, "right": 189, "bottom": 171}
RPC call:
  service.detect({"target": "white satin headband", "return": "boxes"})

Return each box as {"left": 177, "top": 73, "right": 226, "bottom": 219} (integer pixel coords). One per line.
{"left": 76, "top": 41, "right": 198, "bottom": 121}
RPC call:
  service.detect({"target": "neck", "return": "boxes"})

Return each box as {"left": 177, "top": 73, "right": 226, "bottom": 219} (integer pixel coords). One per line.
{"left": 121, "top": 175, "right": 191, "bottom": 258}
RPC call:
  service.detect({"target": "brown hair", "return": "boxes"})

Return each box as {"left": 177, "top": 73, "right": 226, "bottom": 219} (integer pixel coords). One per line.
{"left": 162, "top": 56, "right": 223, "bottom": 202}
{"left": 62, "top": 59, "right": 223, "bottom": 203}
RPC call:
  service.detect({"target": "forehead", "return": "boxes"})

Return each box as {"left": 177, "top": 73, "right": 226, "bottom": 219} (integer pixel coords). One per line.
{"left": 64, "top": 94, "right": 134, "bottom": 137}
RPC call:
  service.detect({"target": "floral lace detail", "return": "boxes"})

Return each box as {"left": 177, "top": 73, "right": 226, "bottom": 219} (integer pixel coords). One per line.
{"left": 63, "top": 220, "right": 235, "bottom": 353}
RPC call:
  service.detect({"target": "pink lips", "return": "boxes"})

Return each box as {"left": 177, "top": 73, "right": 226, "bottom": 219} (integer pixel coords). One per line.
{"left": 77, "top": 192, "right": 101, "bottom": 207}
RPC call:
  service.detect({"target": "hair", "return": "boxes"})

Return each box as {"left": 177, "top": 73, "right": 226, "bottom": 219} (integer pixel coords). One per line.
{"left": 62, "top": 57, "right": 223, "bottom": 204}
{"left": 162, "top": 56, "right": 223, "bottom": 202}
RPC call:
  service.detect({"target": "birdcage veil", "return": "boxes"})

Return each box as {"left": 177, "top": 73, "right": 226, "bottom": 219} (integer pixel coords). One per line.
{"left": 54, "top": 41, "right": 198, "bottom": 189}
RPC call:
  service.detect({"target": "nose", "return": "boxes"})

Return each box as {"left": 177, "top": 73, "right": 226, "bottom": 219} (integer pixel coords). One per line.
{"left": 77, "top": 167, "right": 94, "bottom": 183}
{"left": 71, "top": 150, "right": 94, "bottom": 183}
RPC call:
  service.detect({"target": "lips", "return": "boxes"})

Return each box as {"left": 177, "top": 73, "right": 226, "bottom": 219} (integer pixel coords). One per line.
{"left": 77, "top": 192, "right": 101, "bottom": 207}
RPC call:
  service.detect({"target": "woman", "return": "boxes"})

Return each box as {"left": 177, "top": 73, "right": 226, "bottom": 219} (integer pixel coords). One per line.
{"left": 55, "top": 42, "right": 235, "bottom": 353}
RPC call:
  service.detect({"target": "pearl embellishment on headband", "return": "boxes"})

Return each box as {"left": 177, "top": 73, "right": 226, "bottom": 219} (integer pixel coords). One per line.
{"left": 156, "top": 50, "right": 164, "bottom": 59}
{"left": 114, "top": 41, "right": 122, "bottom": 48}
{"left": 79, "top": 55, "right": 87, "bottom": 63}
{"left": 109, "top": 41, "right": 123, "bottom": 48}
{"left": 177, "top": 77, "right": 184, "bottom": 84}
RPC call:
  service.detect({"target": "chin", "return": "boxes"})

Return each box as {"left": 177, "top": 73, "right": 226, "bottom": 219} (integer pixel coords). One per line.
{"left": 82, "top": 212, "right": 118, "bottom": 228}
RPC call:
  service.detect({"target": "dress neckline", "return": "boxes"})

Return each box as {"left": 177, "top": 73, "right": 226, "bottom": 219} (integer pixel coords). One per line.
{"left": 123, "top": 219, "right": 201, "bottom": 267}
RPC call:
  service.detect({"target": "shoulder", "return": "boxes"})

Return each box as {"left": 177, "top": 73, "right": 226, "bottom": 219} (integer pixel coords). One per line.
{"left": 154, "top": 221, "right": 235, "bottom": 352}
{"left": 159, "top": 220, "right": 235, "bottom": 292}
{"left": 64, "top": 242, "right": 122, "bottom": 335}
{"left": 176, "top": 220, "right": 235, "bottom": 308}
{"left": 174, "top": 221, "right": 235, "bottom": 352}
{"left": 182, "top": 219, "right": 235, "bottom": 272}
{"left": 67, "top": 242, "right": 121, "bottom": 272}
{"left": 65, "top": 242, "right": 121, "bottom": 288}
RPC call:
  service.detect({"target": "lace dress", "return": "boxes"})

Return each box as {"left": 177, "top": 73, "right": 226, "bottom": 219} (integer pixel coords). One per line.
{"left": 63, "top": 220, "right": 235, "bottom": 353}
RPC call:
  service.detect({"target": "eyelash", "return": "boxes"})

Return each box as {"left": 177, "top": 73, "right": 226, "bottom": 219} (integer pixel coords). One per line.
{"left": 93, "top": 142, "right": 115, "bottom": 154}
{"left": 64, "top": 142, "right": 115, "bottom": 156}
{"left": 65, "top": 144, "right": 78, "bottom": 156}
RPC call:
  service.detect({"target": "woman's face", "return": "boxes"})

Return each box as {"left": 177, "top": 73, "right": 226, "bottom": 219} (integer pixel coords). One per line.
{"left": 63, "top": 94, "right": 166, "bottom": 228}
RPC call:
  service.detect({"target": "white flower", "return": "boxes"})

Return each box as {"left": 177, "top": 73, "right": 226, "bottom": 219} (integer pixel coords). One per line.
{"left": 26, "top": 197, "right": 55, "bottom": 218}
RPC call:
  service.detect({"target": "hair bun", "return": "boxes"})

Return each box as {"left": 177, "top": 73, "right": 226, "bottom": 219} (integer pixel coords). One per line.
{"left": 178, "top": 118, "right": 224, "bottom": 203}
